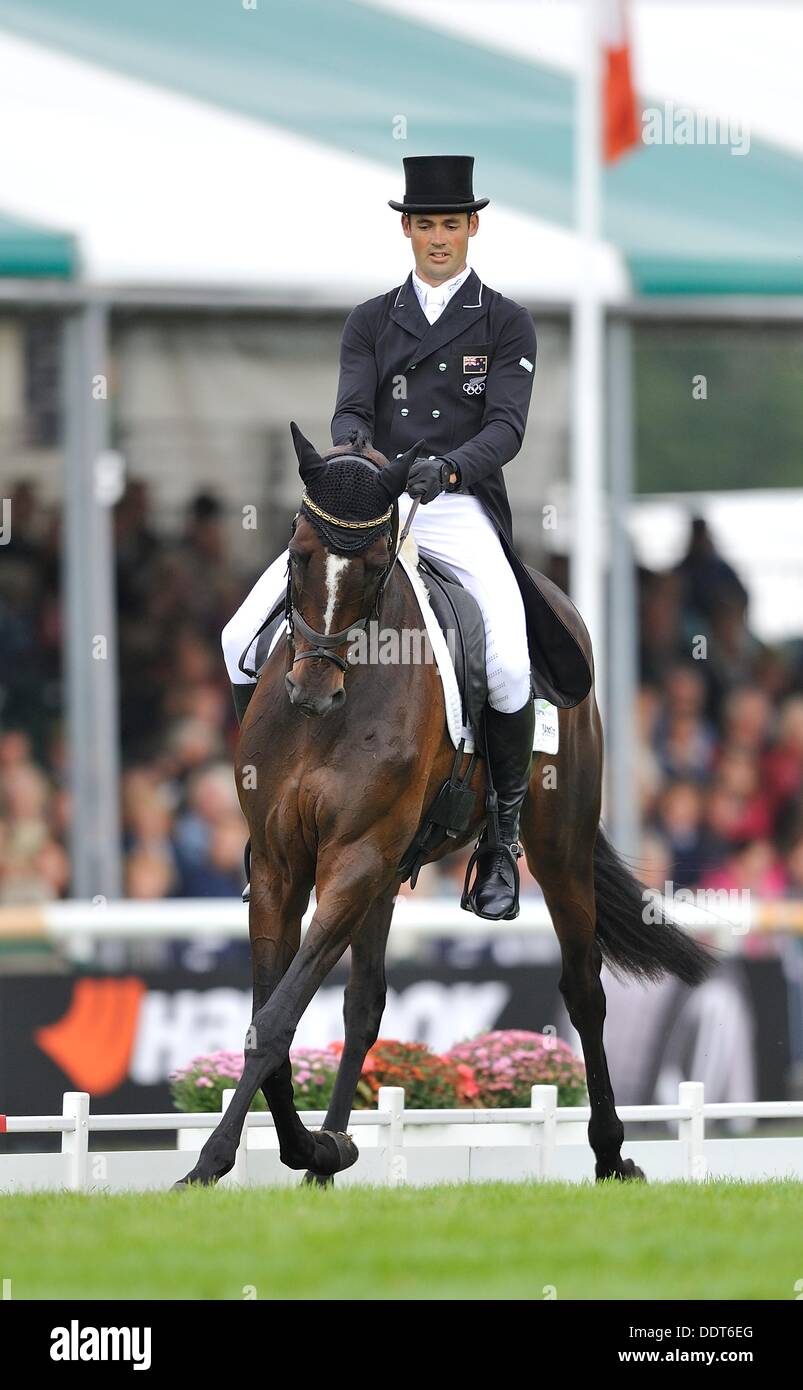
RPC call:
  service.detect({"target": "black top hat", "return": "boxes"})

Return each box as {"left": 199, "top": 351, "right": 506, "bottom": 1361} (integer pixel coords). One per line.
{"left": 388, "top": 156, "right": 489, "bottom": 214}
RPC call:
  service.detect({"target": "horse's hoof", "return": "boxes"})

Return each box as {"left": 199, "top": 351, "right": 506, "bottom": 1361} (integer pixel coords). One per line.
{"left": 301, "top": 1169, "right": 335, "bottom": 1189}
{"left": 172, "top": 1168, "right": 215, "bottom": 1190}
{"left": 596, "top": 1157, "right": 647, "bottom": 1183}
{"left": 173, "top": 1135, "right": 236, "bottom": 1189}
{"left": 309, "top": 1129, "right": 359, "bottom": 1178}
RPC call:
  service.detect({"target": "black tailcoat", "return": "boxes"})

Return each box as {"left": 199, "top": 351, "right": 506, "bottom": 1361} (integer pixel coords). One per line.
{"left": 330, "top": 268, "right": 592, "bottom": 707}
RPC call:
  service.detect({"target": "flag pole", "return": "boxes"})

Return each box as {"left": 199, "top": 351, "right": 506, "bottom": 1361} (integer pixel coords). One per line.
{"left": 571, "top": 0, "right": 606, "bottom": 720}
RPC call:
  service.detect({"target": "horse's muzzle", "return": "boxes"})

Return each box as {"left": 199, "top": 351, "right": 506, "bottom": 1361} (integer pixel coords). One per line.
{"left": 285, "top": 674, "right": 346, "bottom": 717}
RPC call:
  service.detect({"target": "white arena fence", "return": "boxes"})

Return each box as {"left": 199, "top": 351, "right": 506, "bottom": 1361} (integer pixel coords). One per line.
{"left": 2, "top": 1084, "right": 803, "bottom": 1192}
{"left": 3, "top": 894, "right": 803, "bottom": 956}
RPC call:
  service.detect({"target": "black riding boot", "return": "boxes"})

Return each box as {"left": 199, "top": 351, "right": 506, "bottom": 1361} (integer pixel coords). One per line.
{"left": 231, "top": 681, "right": 256, "bottom": 726}
{"left": 231, "top": 682, "right": 257, "bottom": 901}
{"left": 465, "top": 695, "right": 535, "bottom": 920}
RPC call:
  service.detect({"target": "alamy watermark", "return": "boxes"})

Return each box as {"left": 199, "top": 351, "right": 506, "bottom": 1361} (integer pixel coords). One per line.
{"left": 344, "top": 622, "right": 456, "bottom": 667}
{"left": 643, "top": 881, "right": 750, "bottom": 935}
{"left": 50, "top": 1321, "right": 151, "bottom": 1370}
{"left": 642, "top": 102, "right": 750, "bottom": 156}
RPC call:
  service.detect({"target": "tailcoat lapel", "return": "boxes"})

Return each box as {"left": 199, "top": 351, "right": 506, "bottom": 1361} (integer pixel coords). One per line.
{"left": 389, "top": 269, "right": 490, "bottom": 367}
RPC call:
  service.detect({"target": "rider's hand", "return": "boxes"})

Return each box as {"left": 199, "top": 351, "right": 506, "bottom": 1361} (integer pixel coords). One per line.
{"left": 407, "top": 456, "right": 461, "bottom": 504}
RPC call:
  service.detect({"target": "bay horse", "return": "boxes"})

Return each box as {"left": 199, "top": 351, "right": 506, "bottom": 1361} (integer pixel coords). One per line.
{"left": 176, "top": 426, "right": 715, "bottom": 1189}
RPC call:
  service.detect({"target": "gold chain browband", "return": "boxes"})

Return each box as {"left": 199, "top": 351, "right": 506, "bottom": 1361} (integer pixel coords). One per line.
{"left": 301, "top": 492, "right": 393, "bottom": 529}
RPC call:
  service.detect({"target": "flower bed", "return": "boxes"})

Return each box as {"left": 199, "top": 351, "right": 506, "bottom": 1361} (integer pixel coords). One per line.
{"left": 171, "top": 1032, "right": 585, "bottom": 1112}
{"left": 335, "top": 1039, "right": 479, "bottom": 1109}
{"left": 170, "top": 1048, "right": 341, "bottom": 1113}
{"left": 446, "top": 1031, "right": 587, "bottom": 1108}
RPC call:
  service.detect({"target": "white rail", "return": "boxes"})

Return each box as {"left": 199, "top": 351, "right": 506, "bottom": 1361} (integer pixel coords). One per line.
{"left": 2, "top": 894, "right": 802, "bottom": 949}
{"left": 2, "top": 1084, "right": 802, "bottom": 1191}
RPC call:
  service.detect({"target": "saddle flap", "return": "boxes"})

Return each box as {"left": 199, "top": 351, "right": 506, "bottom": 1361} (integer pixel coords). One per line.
{"left": 415, "top": 555, "right": 487, "bottom": 751}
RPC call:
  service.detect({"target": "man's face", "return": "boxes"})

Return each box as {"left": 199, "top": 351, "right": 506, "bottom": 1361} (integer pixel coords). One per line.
{"left": 402, "top": 211, "right": 478, "bottom": 285}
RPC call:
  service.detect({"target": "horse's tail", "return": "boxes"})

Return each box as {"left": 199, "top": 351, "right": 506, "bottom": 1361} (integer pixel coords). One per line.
{"left": 593, "top": 825, "right": 717, "bottom": 986}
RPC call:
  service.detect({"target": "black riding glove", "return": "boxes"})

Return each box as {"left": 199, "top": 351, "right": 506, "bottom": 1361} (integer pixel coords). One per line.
{"left": 406, "top": 456, "right": 461, "bottom": 504}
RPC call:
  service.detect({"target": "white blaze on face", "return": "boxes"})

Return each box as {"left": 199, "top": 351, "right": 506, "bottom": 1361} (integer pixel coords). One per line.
{"left": 323, "top": 553, "right": 352, "bottom": 634}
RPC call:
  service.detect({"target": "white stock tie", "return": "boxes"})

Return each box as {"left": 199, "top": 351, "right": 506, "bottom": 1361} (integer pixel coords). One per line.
{"left": 423, "top": 289, "right": 447, "bottom": 325}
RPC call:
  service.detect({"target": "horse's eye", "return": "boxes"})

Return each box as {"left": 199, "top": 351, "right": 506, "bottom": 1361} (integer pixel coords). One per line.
{"left": 366, "top": 540, "right": 391, "bottom": 570}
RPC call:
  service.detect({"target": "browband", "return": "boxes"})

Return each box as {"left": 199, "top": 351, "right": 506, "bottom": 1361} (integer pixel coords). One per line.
{"left": 301, "top": 492, "right": 393, "bottom": 530}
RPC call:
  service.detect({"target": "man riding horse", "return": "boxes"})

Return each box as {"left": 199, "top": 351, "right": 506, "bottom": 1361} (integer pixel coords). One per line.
{"left": 223, "top": 154, "right": 565, "bottom": 919}
{"left": 178, "top": 156, "right": 713, "bottom": 1190}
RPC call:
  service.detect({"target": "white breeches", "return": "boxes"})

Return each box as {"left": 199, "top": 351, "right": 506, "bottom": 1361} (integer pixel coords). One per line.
{"left": 222, "top": 492, "right": 532, "bottom": 713}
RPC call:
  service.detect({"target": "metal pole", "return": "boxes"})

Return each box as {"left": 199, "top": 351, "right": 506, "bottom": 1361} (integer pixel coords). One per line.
{"left": 571, "top": 0, "right": 606, "bottom": 720}
{"left": 606, "top": 318, "right": 639, "bottom": 858}
{"left": 62, "top": 304, "right": 123, "bottom": 898}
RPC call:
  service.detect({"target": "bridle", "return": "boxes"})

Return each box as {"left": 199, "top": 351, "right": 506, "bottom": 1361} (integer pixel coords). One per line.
{"left": 286, "top": 454, "right": 420, "bottom": 673}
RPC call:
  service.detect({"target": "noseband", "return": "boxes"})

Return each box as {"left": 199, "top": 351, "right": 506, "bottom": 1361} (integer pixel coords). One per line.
{"left": 286, "top": 454, "right": 419, "bottom": 673}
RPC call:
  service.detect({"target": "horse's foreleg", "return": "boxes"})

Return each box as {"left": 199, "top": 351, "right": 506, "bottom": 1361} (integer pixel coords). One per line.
{"left": 302, "top": 884, "right": 397, "bottom": 1187}
{"left": 175, "top": 856, "right": 384, "bottom": 1188}
{"left": 246, "top": 857, "right": 324, "bottom": 1174}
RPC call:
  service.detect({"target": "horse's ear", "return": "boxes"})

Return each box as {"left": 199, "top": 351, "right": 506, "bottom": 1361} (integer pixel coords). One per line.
{"left": 376, "top": 439, "right": 425, "bottom": 503}
{"left": 290, "top": 421, "right": 327, "bottom": 488}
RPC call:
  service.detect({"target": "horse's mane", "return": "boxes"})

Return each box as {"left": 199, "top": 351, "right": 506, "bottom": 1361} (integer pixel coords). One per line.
{"left": 324, "top": 429, "right": 387, "bottom": 473}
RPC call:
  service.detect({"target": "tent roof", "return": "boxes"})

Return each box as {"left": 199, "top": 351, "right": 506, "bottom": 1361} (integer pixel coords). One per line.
{"left": 0, "top": 31, "right": 625, "bottom": 298}
{"left": 0, "top": 208, "right": 78, "bottom": 278}
{"left": 0, "top": 0, "right": 800, "bottom": 293}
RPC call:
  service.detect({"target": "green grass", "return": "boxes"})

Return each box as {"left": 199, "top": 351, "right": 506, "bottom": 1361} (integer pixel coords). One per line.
{"left": 2, "top": 1181, "right": 801, "bottom": 1300}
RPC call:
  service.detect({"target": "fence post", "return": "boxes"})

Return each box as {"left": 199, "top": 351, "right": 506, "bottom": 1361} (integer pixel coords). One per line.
{"left": 378, "top": 1087, "right": 406, "bottom": 1186}
{"left": 221, "top": 1088, "right": 249, "bottom": 1187}
{"left": 62, "top": 1092, "right": 90, "bottom": 1192}
{"left": 531, "top": 1085, "right": 558, "bottom": 1179}
{"left": 678, "top": 1081, "right": 706, "bottom": 1181}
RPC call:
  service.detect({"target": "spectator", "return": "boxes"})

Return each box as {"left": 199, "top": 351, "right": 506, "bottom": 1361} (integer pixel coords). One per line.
{"left": 173, "top": 764, "right": 245, "bottom": 897}
{"left": 721, "top": 686, "right": 774, "bottom": 756}
{"left": 651, "top": 779, "right": 706, "bottom": 888}
{"left": 652, "top": 665, "right": 718, "bottom": 781}
{"left": 701, "top": 838, "right": 787, "bottom": 900}
{"left": 674, "top": 516, "right": 748, "bottom": 628}
{"left": 763, "top": 696, "right": 803, "bottom": 823}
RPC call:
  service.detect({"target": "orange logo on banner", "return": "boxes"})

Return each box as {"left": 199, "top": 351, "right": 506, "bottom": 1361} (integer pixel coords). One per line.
{"left": 35, "top": 977, "right": 146, "bottom": 1095}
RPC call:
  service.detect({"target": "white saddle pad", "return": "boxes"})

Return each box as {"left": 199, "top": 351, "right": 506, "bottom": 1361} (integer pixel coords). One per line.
{"left": 263, "top": 539, "right": 559, "bottom": 755}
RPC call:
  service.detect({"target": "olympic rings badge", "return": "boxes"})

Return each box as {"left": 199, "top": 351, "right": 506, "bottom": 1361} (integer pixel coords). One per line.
{"left": 462, "top": 377, "right": 486, "bottom": 396}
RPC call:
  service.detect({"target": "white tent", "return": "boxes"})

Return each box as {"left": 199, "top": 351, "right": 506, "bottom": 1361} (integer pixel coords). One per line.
{"left": 0, "top": 30, "right": 627, "bottom": 300}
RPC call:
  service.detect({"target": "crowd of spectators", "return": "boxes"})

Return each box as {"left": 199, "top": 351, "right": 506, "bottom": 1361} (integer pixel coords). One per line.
{"left": 1, "top": 480, "right": 247, "bottom": 901}
{"left": 633, "top": 521, "right": 803, "bottom": 907}
{"left": 1, "top": 482, "right": 803, "bottom": 909}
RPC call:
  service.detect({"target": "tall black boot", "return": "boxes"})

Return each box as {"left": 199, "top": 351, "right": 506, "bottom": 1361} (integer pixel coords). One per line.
{"left": 230, "top": 681, "right": 256, "bottom": 901}
{"left": 231, "top": 681, "right": 256, "bottom": 726}
{"left": 464, "top": 695, "right": 535, "bottom": 920}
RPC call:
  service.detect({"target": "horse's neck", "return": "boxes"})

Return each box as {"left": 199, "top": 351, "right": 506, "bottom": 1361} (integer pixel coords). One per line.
{"left": 374, "top": 565, "right": 407, "bottom": 638}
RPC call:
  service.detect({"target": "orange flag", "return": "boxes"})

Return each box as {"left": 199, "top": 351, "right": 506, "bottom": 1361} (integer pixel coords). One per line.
{"left": 601, "top": 0, "right": 639, "bottom": 162}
